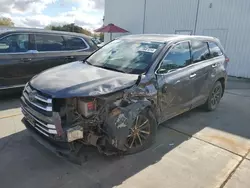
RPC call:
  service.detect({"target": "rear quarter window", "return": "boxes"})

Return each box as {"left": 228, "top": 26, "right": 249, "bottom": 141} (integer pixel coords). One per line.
{"left": 64, "top": 36, "right": 88, "bottom": 50}
{"left": 208, "top": 42, "right": 223, "bottom": 58}
{"left": 191, "top": 40, "right": 210, "bottom": 63}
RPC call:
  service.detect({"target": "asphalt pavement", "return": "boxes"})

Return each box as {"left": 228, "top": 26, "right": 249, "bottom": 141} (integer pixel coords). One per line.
{"left": 0, "top": 79, "right": 249, "bottom": 188}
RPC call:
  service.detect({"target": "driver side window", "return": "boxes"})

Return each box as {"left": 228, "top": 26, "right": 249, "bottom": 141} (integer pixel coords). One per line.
{"left": 158, "top": 41, "right": 191, "bottom": 74}
{"left": 0, "top": 34, "right": 29, "bottom": 53}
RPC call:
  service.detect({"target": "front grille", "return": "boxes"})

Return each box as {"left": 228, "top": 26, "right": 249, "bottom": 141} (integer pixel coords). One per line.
{"left": 21, "top": 83, "right": 58, "bottom": 137}
{"left": 22, "top": 106, "right": 57, "bottom": 137}
{"left": 23, "top": 84, "right": 52, "bottom": 116}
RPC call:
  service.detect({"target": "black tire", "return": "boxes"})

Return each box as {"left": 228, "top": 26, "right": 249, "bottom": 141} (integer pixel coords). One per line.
{"left": 125, "top": 109, "right": 157, "bottom": 154}
{"left": 204, "top": 81, "right": 223, "bottom": 111}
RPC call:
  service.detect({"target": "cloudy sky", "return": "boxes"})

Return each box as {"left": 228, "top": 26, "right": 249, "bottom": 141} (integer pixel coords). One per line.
{"left": 0, "top": 0, "right": 104, "bottom": 30}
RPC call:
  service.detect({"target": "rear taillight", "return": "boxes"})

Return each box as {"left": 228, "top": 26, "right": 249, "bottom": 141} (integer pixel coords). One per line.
{"left": 225, "top": 57, "right": 230, "bottom": 63}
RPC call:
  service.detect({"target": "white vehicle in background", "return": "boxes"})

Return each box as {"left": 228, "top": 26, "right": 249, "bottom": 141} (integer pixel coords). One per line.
{"left": 92, "top": 38, "right": 105, "bottom": 48}
{"left": 97, "top": 42, "right": 105, "bottom": 47}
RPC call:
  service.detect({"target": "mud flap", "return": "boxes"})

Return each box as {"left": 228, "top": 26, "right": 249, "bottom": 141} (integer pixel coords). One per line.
{"left": 105, "top": 100, "right": 151, "bottom": 151}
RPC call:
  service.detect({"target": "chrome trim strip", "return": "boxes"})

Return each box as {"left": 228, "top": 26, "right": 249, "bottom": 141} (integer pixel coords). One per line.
{"left": 0, "top": 84, "right": 25, "bottom": 90}
{"left": 34, "top": 126, "right": 49, "bottom": 137}
{"left": 23, "top": 92, "right": 52, "bottom": 111}
{"left": 21, "top": 107, "right": 55, "bottom": 129}
{"left": 25, "top": 117, "right": 49, "bottom": 137}
{"left": 35, "top": 95, "right": 52, "bottom": 104}
{"left": 35, "top": 123, "right": 57, "bottom": 134}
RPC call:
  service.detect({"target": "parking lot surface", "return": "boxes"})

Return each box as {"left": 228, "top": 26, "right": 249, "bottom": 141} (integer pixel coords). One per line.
{"left": 0, "top": 80, "right": 249, "bottom": 188}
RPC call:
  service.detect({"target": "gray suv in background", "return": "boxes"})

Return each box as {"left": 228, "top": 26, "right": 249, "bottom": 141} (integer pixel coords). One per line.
{"left": 0, "top": 27, "right": 98, "bottom": 91}
{"left": 21, "top": 34, "right": 229, "bottom": 160}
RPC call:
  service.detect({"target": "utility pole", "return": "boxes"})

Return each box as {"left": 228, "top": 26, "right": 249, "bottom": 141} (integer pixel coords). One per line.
{"left": 142, "top": 0, "right": 147, "bottom": 34}
{"left": 194, "top": 0, "right": 200, "bottom": 35}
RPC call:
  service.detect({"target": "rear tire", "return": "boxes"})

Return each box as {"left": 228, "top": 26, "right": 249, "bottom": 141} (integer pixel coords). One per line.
{"left": 204, "top": 81, "right": 223, "bottom": 111}
{"left": 125, "top": 109, "right": 157, "bottom": 154}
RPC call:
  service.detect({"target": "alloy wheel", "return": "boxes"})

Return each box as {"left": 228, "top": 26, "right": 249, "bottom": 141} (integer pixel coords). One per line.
{"left": 126, "top": 115, "right": 151, "bottom": 149}
{"left": 210, "top": 85, "right": 222, "bottom": 108}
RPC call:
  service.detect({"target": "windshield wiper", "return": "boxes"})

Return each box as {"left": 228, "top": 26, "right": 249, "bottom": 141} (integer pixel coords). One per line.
{"left": 85, "top": 61, "right": 126, "bottom": 73}
{"left": 95, "top": 65, "right": 126, "bottom": 73}
{"left": 85, "top": 60, "right": 92, "bottom": 65}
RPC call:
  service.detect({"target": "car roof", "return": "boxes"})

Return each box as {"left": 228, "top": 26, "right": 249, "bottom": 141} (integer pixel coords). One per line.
{"left": 120, "top": 34, "right": 218, "bottom": 43}
{"left": 0, "top": 26, "right": 92, "bottom": 39}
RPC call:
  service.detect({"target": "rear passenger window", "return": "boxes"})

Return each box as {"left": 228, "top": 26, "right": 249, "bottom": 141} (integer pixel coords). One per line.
{"left": 191, "top": 40, "right": 210, "bottom": 63}
{"left": 208, "top": 42, "right": 223, "bottom": 58}
{"left": 0, "top": 34, "right": 29, "bottom": 53}
{"left": 35, "top": 34, "right": 65, "bottom": 52}
{"left": 64, "top": 36, "right": 88, "bottom": 50}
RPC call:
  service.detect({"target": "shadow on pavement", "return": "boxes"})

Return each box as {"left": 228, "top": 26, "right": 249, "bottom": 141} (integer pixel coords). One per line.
{"left": 0, "top": 126, "right": 189, "bottom": 188}
{"left": 0, "top": 89, "right": 22, "bottom": 111}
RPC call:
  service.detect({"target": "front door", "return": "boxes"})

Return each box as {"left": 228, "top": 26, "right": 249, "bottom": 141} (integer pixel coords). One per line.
{"left": 156, "top": 41, "right": 194, "bottom": 121}
{"left": 0, "top": 33, "right": 36, "bottom": 88}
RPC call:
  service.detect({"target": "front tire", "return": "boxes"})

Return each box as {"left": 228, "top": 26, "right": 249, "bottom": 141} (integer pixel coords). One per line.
{"left": 125, "top": 109, "right": 157, "bottom": 154}
{"left": 204, "top": 81, "right": 223, "bottom": 111}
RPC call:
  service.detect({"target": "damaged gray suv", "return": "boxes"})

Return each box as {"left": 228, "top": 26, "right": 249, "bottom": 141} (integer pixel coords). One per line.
{"left": 21, "top": 34, "right": 228, "bottom": 158}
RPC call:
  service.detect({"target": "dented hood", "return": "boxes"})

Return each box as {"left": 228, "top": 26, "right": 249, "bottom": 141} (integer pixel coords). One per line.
{"left": 30, "top": 61, "right": 139, "bottom": 98}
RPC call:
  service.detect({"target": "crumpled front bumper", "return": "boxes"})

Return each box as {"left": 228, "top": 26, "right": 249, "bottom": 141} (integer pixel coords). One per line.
{"left": 22, "top": 118, "right": 82, "bottom": 164}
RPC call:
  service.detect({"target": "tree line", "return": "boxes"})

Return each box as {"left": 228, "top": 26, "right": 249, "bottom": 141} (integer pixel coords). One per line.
{"left": 0, "top": 17, "right": 103, "bottom": 41}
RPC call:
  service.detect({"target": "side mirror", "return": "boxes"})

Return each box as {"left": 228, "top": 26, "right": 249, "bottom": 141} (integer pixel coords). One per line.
{"left": 156, "top": 60, "right": 175, "bottom": 74}
{"left": 157, "top": 68, "right": 176, "bottom": 74}
{"left": 157, "top": 68, "right": 167, "bottom": 74}
{"left": 0, "top": 43, "right": 9, "bottom": 50}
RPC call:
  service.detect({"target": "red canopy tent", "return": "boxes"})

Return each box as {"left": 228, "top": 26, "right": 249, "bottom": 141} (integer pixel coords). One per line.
{"left": 94, "top": 23, "right": 129, "bottom": 41}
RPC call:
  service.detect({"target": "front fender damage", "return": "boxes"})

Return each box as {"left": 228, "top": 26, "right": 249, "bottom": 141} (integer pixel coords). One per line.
{"left": 43, "top": 75, "right": 159, "bottom": 158}
{"left": 104, "top": 99, "right": 151, "bottom": 151}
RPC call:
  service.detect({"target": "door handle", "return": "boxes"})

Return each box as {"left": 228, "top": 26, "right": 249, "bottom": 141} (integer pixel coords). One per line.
{"left": 190, "top": 73, "right": 196, "bottom": 78}
{"left": 22, "top": 58, "right": 32, "bottom": 62}
{"left": 212, "top": 64, "right": 217, "bottom": 68}
{"left": 65, "top": 56, "right": 75, "bottom": 60}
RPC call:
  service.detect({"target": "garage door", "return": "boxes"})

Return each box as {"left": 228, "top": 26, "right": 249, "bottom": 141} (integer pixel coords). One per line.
{"left": 203, "top": 29, "right": 228, "bottom": 49}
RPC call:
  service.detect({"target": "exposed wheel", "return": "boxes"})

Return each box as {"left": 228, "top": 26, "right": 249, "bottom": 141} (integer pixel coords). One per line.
{"left": 125, "top": 109, "right": 157, "bottom": 154}
{"left": 204, "top": 81, "right": 223, "bottom": 111}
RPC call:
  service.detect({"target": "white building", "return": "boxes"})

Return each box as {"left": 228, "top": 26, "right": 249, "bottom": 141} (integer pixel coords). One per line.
{"left": 104, "top": 0, "right": 250, "bottom": 78}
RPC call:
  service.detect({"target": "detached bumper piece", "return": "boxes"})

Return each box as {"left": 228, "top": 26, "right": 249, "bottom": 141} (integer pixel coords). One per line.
{"left": 22, "top": 118, "right": 82, "bottom": 164}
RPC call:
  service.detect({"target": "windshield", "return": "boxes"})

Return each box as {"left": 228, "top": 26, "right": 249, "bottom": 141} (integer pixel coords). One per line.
{"left": 86, "top": 39, "right": 165, "bottom": 74}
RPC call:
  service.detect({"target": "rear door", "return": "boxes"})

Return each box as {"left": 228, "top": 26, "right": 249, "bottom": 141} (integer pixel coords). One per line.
{"left": 32, "top": 34, "right": 93, "bottom": 75}
{"left": 189, "top": 40, "right": 212, "bottom": 107}
{"left": 31, "top": 33, "right": 68, "bottom": 75}
{"left": 62, "top": 35, "right": 94, "bottom": 61}
{"left": 0, "top": 33, "right": 36, "bottom": 88}
{"left": 207, "top": 41, "right": 226, "bottom": 90}
{"left": 156, "top": 41, "right": 194, "bottom": 121}
{"left": 190, "top": 40, "right": 226, "bottom": 108}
